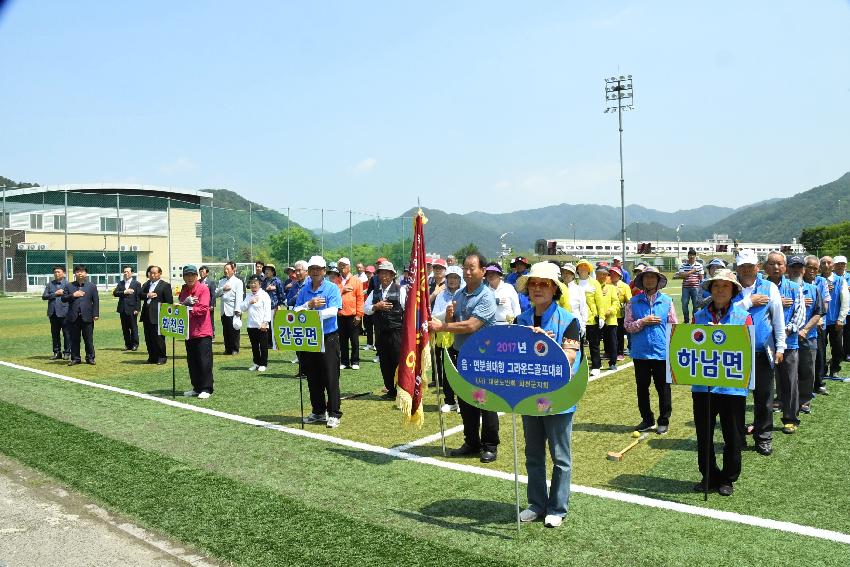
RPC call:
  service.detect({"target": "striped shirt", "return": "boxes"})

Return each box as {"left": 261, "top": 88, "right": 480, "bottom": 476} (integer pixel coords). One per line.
{"left": 677, "top": 261, "right": 704, "bottom": 287}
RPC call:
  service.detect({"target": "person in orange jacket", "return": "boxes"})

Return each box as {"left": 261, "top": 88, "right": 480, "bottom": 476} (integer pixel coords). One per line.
{"left": 337, "top": 257, "right": 365, "bottom": 369}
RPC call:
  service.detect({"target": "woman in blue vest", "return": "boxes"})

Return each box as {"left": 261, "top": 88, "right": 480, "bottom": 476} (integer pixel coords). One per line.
{"left": 624, "top": 266, "right": 677, "bottom": 435}
{"left": 692, "top": 269, "right": 753, "bottom": 496}
{"left": 515, "top": 262, "right": 582, "bottom": 529}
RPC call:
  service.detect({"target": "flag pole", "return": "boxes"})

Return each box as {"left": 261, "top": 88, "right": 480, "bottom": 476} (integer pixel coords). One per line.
{"left": 431, "top": 342, "right": 446, "bottom": 456}
{"left": 512, "top": 412, "right": 521, "bottom": 535}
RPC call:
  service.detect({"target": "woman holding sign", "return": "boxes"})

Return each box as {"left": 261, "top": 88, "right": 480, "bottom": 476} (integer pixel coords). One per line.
{"left": 179, "top": 265, "right": 214, "bottom": 399}
{"left": 692, "top": 269, "right": 753, "bottom": 496}
{"left": 515, "top": 262, "right": 582, "bottom": 529}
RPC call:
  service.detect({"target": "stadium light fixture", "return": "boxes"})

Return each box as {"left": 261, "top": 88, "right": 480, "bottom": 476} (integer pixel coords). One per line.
{"left": 604, "top": 74, "right": 635, "bottom": 264}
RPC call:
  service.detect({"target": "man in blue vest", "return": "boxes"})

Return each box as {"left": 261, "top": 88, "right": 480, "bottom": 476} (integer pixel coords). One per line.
{"left": 789, "top": 255, "right": 825, "bottom": 415}
{"left": 819, "top": 256, "right": 849, "bottom": 379}
{"left": 733, "top": 249, "right": 785, "bottom": 456}
{"left": 624, "top": 266, "right": 677, "bottom": 435}
{"left": 763, "top": 252, "right": 805, "bottom": 434}
{"left": 42, "top": 265, "right": 71, "bottom": 360}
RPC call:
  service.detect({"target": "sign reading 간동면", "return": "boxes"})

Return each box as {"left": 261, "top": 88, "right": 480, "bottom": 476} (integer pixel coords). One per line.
{"left": 273, "top": 309, "right": 324, "bottom": 352}
{"left": 445, "top": 325, "right": 587, "bottom": 415}
{"left": 665, "top": 323, "right": 756, "bottom": 389}
{"left": 158, "top": 303, "right": 189, "bottom": 339}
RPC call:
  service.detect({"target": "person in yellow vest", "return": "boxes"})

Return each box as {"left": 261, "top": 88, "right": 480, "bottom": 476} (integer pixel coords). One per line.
{"left": 594, "top": 263, "right": 620, "bottom": 371}
{"left": 609, "top": 266, "right": 632, "bottom": 361}
{"left": 576, "top": 259, "right": 604, "bottom": 375}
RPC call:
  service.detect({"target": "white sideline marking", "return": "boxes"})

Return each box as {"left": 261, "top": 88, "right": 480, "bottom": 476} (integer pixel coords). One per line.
{"left": 1, "top": 360, "right": 848, "bottom": 546}
{"left": 401, "top": 364, "right": 634, "bottom": 450}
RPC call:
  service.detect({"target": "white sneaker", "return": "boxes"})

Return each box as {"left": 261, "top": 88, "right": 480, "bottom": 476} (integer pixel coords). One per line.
{"left": 183, "top": 390, "right": 199, "bottom": 397}
{"left": 544, "top": 514, "right": 563, "bottom": 528}
{"left": 373, "top": 357, "right": 379, "bottom": 363}
{"left": 249, "top": 364, "right": 259, "bottom": 371}
{"left": 440, "top": 403, "right": 459, "bottom": 413}
{"left": 290, "top": 358, "right": 299, "bottom": 364}
{"left": 590, "top": 368, "right": 601, "bottom": 377}
{"left": 197, "top": 391, "right": 211, "bottom": 400}
{"left": 519, "top": 508, "right": 540, "bottom": 523}
{"left": 351, "top": 364, "right": 360, "bottom": 370}
{"left": 302, "top": 412, "right": 327, "bottom": 424}
{"left": 340, "top": 364, "right": 346, "bottom": 370}
{"left": 257, "top": 366, "right": 267, "bottom": 372}
{"left": 326, "top": 416, "right": 340, "bottom": 428}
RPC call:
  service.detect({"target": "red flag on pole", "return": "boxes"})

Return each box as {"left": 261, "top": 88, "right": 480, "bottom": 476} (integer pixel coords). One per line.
{"left": 396, "top": 210, "right": 431, "bottom": 428}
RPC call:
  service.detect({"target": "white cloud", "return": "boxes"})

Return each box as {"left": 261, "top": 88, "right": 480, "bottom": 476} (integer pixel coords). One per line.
{"left": 352, "top": 157, "right": 377, "bottom": 175}
{"left": 159, "top": 157, "right": 198, "bottom": 174}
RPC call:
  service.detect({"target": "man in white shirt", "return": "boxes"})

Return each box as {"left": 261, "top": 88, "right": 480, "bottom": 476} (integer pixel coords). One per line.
{"left": 216, "top": 261, "right": 244, "bottom": 355}
{"left": 733, "top": 249, "right": 786, "bottom": 456}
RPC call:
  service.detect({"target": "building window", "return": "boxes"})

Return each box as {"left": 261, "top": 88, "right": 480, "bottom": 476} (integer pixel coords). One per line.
{"left": 0, "top": 211, "right": 8, "bottom": 229}
{"left": 5, "top": 257, "right": 12, "bottom": 279}
{"left": 30, "top": 214, "right": 43, "bottom": 229}
{"left": 100, "top": 217, "right": 123, "bottom": 233}
{"left": 195, "top": 222, "right": 203, "bottom": 238}
{"left": 53, "top": 214, "right": 66, "bottom": 230}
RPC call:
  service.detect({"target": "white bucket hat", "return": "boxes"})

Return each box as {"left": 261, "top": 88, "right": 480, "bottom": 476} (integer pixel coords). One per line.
{"left": 446, "top": 266, "right": 463, "bottom": 279}
{"left": 307, "top": 255, "right": 327, "bottom": 269}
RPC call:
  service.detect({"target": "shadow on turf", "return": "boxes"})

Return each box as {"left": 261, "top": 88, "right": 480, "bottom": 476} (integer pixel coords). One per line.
{"left": 256, "top": 414, "right": 304, "bottom": 426}
{"left": 392, "top": 499, "right": 515, "bottom": 539}
{"left": 608, "top": 473, "right": 696, "bottom": 497}
{"left": 572, "top": 422, "right": 634, "bottom": 434}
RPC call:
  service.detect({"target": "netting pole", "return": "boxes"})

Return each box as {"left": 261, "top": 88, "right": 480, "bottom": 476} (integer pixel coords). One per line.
{"left": 349, "top": 210, "right": 353, "bottom": 260}
{"left": 117, "top": 194, "right": 122, "bottom": 280}
{"left": 210, "top": 194, "right": 215, "bottom": 260}
{"left": 63, "top": 190, "right": 69, "bottom": 273}
{"left": 321, "top": 208, "right": 325, "bottom": 257}
{"left": 167, "top": 197, "right": 172, "bottom": 285}
{"left": 249, "top": 202, "right": 254, "bottom": 262}
{"left": 286, "top": 207, "right": 291, "bottom": 266}
{"left": 1, "top": 185, "right": 6, "bottom": 295}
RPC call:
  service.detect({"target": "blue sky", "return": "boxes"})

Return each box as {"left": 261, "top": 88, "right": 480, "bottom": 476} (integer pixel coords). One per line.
{"left": 1, "top": 1, "right": 849, "bottom": 230}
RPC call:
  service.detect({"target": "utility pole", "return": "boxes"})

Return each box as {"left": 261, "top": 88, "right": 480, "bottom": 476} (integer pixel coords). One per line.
{"left": 604, "top": 73, "right": 634, "bottom": 266}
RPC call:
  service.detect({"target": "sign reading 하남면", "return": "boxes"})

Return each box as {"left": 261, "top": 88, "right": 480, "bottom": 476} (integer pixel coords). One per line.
{"left": 666, "top": 323, "right": 756, "bottom": 390}
{"left": 158, "top": 303, "right": 189, "bottom": 340}
{"left": 445, "top": 325, "right": 587, "bottom": 416}
{"left": 273, "top": 309, "right": 324, "bottom": 352}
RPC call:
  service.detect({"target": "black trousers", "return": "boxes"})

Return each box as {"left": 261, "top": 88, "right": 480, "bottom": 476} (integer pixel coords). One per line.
{"left": 826, "top": 323, "right": 843, "bottom": 376}
{"left": 617, "top": 317, "right": 626, "bottom": 356}
{"left": 49, "top": 314, "right": 70, "bottom": 355}
{"left": 247, "top": 327, "right": 269, "bottom": 366}
{"left": 692, "top": 392, "right": 745, "bottom": 486}
{"left": 338, "top": 314, "right": 361, "bottom": 366}
{"left": 816, "top": 327, "right": 826, "bottom": 390}
{"left": 602, "top": 323, "right": 617, "bottom": 366}
{"left": 69, "top": 319, "right": 95, "bottom": 362}
{"left": 844, "top": 315, "right": 850, "bottom": 361}
{"left": 752, "top": 351, "right": 775, "bottom": 443}
{"left": 143, "top": 320, "right": 166, "bottom": 362}
{"left": 586, "top": 325, "right": 602, "bottom": 370}
{"left": 120, "top": 312, "right": 139, "bottom": 349}
{"left": 364, "top": 314, "right": 374, "bottom": 346}
{"left": 186, "top": 336, "right": 214, "bottom": 393}
{"left": 633, "top": 359, "right": 672, "bottom": 426}
{"left": 301, "top": 332, "right": 342, "bottom": 418}
{"left": 220, "top": 314, "right": 241, "bottom": 354}
{"left": 376, "top": 325, "right": 401, "bottom": 395}
{"left": 441, "top": 346, "right": 458, "bottom": 405}
{"left": 459, "top": 399, "right": 499, "bottom": 451}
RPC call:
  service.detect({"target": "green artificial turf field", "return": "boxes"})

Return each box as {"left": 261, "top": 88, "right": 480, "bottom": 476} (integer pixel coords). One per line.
{"left": 1, "top": 282, "right": 849, "bottom": 566}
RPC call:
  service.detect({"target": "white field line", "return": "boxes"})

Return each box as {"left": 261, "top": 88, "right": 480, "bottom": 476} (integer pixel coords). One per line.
{"left": 1, "top": 360, "right": 848, "bottom": 546}
{"left": 400, "top": 363, "right": 634, "bottom": 449}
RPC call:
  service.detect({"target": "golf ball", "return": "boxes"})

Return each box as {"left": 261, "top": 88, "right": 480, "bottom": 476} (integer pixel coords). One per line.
{"left": 631, "top": 431, "right": 641, "bottom": 438}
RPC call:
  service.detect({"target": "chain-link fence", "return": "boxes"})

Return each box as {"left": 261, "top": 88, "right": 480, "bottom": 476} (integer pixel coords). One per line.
{"left": 0, "top": 184, "right": 418, "bottom": 293}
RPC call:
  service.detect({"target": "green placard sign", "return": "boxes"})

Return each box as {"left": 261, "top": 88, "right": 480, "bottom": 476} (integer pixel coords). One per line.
{"left": 158, "top": 303, "right": 189, "bottom": 340}
{"left": 665, "top": 323, "right": 755, "bottom": 389}
{"left": 273, "top": 309, "right": 324, "bottom": 352}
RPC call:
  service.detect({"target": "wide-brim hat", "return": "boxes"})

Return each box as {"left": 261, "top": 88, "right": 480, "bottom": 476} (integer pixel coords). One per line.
{"left": 516, "top": 262, "right": 569, "bottom": 298}
{"left": 701, "top": 268, "right": 742, "bottom": 293}
{"left": 263, "top": 263, "right": 277, "bottom": 276}
{"left": 634, "top": 266, "right": 668, "bottom": 291}
{"left": 377, "top": 261, "right": 396, "bottom": 274}
{"left": 560, "top": 262, "right": 577, "bottom": 275}
{"left": 575, "top": 259, "right": 594, "bottom": 273}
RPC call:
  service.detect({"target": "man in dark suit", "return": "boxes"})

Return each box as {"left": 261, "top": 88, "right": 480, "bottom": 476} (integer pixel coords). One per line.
{"left": 42, "top": 265, "right": 71, "bottom": 360}
{"left": 62, "top": 264, "right": 100, "bottom": 365}
{"left": 113, "top": 265, "right": 142, "bottom": 351}
{"left": 139, "top": 265, "right": 173, "bottom": 364}
{"left": 198, "top": 265, "right": 217, "bottom": 338}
